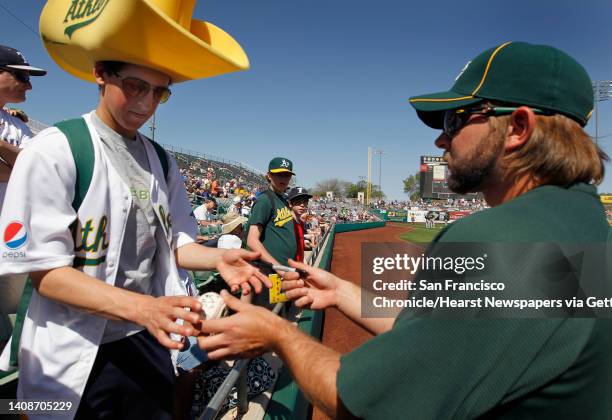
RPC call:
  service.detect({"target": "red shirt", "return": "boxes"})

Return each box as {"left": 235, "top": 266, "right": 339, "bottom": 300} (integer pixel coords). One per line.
{"left": 293, "top": 220, "right": 305, "bottom": 262}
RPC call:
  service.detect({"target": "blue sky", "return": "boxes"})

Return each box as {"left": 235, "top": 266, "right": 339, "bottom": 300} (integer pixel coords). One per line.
{"left": 2, "top": 0, "right": 612, "bottom": 198}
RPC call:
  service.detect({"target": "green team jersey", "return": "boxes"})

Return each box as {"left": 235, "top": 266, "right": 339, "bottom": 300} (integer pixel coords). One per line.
{"left": 337, "top": 183, "right": 612, "bottom": 419}
{"left": 247, "top": 189, "right": 296, "bottom": 265}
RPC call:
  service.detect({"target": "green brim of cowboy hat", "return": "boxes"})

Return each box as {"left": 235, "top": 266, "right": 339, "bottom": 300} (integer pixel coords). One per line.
{"left": 409, "top": 91, "right": 483, "bottom": 129}
{"left": 40, "top": 0, "right": 250, "bottom": 83}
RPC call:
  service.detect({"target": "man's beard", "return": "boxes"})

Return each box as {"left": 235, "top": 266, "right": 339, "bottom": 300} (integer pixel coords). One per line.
{"left": 445, "top": 129, "right": 504, "bottom": 194}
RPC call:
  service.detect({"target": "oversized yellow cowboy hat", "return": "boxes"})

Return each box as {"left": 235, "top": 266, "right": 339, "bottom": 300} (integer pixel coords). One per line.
{"left": 39, "top": 0, "right": 249, "bottom": 83}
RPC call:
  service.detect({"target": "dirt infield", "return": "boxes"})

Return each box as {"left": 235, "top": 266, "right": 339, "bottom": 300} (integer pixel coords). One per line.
{"left": 311, "top": 223, "right": 416, "bottom": 420}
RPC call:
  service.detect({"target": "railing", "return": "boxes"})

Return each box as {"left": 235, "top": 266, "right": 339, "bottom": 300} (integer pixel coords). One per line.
{"left": 162, "top": 143, "right": 266, "bottom": 177}
{"left": 23, "top": 116, "right": 265, "bottom": 180}
{"left": 306, "top": 223, "right": 334, "bottom": 266}
{"left": 199, "top": 302, "right": 285, "bottom": 420}
{"left": 26, "top": 118, "right": 50, "bottom": 134}
{"left": 198, "top": 223, "right": 336, "bottom": 420}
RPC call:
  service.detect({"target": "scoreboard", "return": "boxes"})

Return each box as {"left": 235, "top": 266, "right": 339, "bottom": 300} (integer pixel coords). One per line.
{"left": 419, "top": 156, "right": 479, "bottom": 200}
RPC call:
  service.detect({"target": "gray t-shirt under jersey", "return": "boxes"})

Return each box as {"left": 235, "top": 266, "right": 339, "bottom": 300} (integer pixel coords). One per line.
{"left": 90, "top": 111, "right": 162, "bottom": 343}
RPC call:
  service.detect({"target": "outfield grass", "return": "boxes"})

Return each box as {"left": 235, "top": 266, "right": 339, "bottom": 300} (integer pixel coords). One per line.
{"left": 399, "top": 223, "right": 445, "bottom": 244}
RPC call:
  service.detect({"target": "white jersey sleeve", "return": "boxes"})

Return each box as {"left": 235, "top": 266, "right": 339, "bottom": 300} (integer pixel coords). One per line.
{"left": 0, "top": 127, "right": 77, "bottom": 274}
{"left": 0, "top": 108, "right": 33, "bottom": 149}
{"left": 0, "top": 110, "right": 34, "bottom": 210}
{"left": 165, "top": 152, "right": 197, "bottom": 249}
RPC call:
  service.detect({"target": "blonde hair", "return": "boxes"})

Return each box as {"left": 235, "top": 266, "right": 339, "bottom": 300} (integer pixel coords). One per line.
{"left": 490, "top": 113, "right": 608, "bottom": 186}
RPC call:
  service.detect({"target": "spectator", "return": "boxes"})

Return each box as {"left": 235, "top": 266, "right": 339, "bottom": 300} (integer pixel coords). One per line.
{"left": 218, "top": 212, "right": 248, "bottom": 250}
{"left": 287, "top": 187, "right": 312, "bottom": 262}
{"left": 228, "top": 195, "right": 243, "bottom": 215}
{"left": 211, "top": 178, "right": 219, "bottom": 197}
{"left": 0, "top": 45, "right": 46, "bottom": 346}
{"left": 246, "top": 157, "right": 296, "bottom": 306}
{"left": 246, "top": 157, "right": 296, "bottom": 267}
{"left": 193, "top": 197, "right": 220, "bottom": 226}
{"left": 0, "top": 45, "right": 46, "bottom": 213}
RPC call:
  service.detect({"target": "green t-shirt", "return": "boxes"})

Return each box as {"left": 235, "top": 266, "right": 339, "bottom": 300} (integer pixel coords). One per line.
{"left": 337, "top": 183, "right": 612, "bottom": 419}
{"left": 248, "top": 189, "right": 296, "bottom": 265}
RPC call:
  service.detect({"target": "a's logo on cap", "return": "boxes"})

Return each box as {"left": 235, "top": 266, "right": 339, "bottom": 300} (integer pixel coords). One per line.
{"left": 281, "top": 159, "right": 289, "bottom": 168}
{"left": 454, "top": 60, "right": 471, "bottom": 82}
{"left": 3, "top": 221, "right": 28, "bottom": 250}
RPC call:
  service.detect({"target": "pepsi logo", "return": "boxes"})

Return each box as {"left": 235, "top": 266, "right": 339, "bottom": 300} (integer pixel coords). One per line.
{"left": 4, "top": 221, "right": 28, "bottom": 250}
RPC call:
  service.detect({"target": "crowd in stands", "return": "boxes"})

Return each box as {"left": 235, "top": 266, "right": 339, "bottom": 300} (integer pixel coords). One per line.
{"left": 174, "top": 152, "right": 268, "bottom": 206}
{"left": 310, "top": 198, "right": 380, "bottom": 223}
{"left": 373, "top": 197, "right": 489, "bottom": 213}
{"left": 170, "top": 155, "right": 381, "bottom": 256}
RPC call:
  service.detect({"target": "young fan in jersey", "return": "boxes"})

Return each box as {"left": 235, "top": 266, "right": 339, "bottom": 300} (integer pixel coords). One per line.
{"left": 0, "top": 1, "right": 268, "bottom": 418}
{"left": 246, "top": 157, "right": 297, "bottom": 267}
{"left": 245, "top": 157, "right": 296, "bottom": 307}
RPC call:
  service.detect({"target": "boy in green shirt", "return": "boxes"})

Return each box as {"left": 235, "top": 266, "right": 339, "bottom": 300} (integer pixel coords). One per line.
{"left": 246, "top": 157, "right": 297, "bottom": 267}
{"left": 246, "top": 157, "right": 296, "bottom": 306}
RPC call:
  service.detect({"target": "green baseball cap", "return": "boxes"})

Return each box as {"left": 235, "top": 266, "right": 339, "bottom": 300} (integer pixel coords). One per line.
{"left": 268, "top": 157, "right": 295, "bottom": 174}
{"left": 409, "top": 42, "right": 594, "bottom": 128}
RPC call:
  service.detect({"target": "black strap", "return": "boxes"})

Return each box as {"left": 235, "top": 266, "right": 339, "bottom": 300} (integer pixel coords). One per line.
{"left": 144, "top": 135, "right": 169, "bottom": 181}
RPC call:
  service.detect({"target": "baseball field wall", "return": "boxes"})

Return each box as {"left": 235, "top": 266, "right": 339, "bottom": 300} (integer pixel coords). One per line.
{"left": 335, "top": 221, "right": 386, "bottom": 233}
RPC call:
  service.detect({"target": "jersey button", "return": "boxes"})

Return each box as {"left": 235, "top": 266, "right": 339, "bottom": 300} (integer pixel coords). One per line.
{"left": 108, "top": 261, "right": 115, "bottom": 268}
{"left": 122, "top": 207, "right": 127, "bottom": 213}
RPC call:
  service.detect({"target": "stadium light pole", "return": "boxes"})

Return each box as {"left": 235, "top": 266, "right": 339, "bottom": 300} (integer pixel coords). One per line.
{"left": 375, "top": 149, "right": 384, "bottom": 200}
{"left": 149, "top": 112, "right": 157, "bottom": 141}
{"left": 592, "top": 80, "right": 612, "bottom": 145}
{"left": 358, "top": 175, "right": 366, "bottom": 207}
{"left": 367, "top": 147, "right": 372, "bottom": 205}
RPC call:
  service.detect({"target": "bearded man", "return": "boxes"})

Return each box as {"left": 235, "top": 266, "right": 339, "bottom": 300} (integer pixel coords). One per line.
{"left": 196, "top": 42, "right": 612, "bottom": 419}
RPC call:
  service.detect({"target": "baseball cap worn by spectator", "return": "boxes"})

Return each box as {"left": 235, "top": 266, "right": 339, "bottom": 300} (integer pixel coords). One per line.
{"left": 409, "top": 41, "right": 594, "bottom": 129}
{"left": 0, "top": 45, "right": 47, "bottom": 76}
{"left": 268, "top": 157, "right": 295, "bottom": 175}
{"left": 287, "top": 187, "right": 313, "bottom": 202}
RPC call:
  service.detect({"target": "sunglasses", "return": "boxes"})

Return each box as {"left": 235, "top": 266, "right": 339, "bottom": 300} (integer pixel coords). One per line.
{"left": 443, "top": 105, "right": 549, "bottom": 137}
{"left": 1, "top": 67, "right": 30, "bottom": 83}
{"left": 291, "top": 198, "right": 310, "bottom": 206}
{"left": 115, "top": 74, "right": 172, "bottom": 104}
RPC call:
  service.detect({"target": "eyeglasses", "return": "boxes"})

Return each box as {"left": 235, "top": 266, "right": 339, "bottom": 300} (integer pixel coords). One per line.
{"left": 115, "top": 74, "right": 172, "bottom": 104}
{"left": 0, "top": 67, "right": 30, "bottom": 83}
{"left": 443, "top": 105, "right": 550, "bottom": 137}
